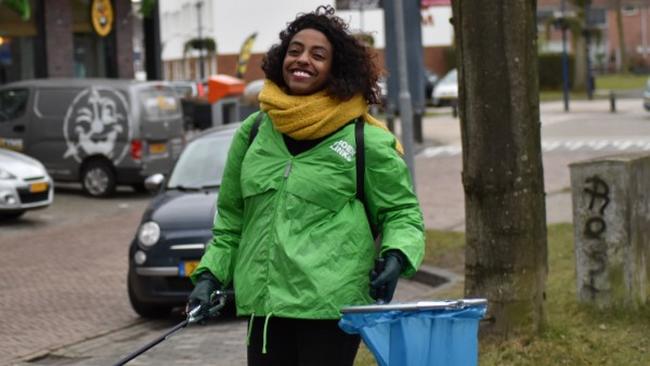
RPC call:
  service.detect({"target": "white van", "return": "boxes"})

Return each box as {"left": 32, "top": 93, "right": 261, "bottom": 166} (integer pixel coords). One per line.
{"left": 0, "top": 79, "right": 185, "bottom": 197}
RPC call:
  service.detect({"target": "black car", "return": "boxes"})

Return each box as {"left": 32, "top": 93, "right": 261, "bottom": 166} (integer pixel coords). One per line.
{"left": 127, "top": 123, "right": 238, "bottom": 318}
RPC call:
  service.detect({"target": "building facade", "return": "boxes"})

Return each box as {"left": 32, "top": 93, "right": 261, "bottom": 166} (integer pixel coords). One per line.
{"left": 0, "top": 0, "right": 139, "bottom": 86}
{"left": 537, "top": 0, "right": 650, "bottom": 72}
{"left": 158, "top": 0, "right": 454, "bottom": 82}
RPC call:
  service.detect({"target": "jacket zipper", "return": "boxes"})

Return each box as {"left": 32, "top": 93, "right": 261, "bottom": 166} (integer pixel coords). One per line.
{"left": 283, "top": 160, "right": 293, "bottom": 178}
{"left": 264, "top": 159, "right": 293, "bottom": 313}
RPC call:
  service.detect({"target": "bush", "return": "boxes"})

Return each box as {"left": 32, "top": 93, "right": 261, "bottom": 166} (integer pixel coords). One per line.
{"left": 539, "top": 53, "right": 575, "bottom": 90}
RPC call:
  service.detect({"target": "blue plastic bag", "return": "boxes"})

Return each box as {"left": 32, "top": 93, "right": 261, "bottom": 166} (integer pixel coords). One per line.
{"left": 339, "top": 300, "right": 487, "bottom": 366}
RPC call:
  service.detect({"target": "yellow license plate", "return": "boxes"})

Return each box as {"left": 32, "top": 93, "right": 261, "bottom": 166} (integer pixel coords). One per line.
{"left": 149, "top": 143, "right": 167, "bottom": 154}
{"left": 181, "top": 261, "right": 200, "bottom": 277}
{"left": 30, "top": 182, "right": 48, "bottom": 193}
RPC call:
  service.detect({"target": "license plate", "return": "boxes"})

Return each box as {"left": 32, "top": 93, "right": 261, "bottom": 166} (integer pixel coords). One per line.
{"left": 30, "top": 182, "right": 48, "bottom": 193}
{"left": 179, "top": 261, "right": 199, "bottom": 277}
{"left": 149, "top": 143, "right": 167, "bottom": 154}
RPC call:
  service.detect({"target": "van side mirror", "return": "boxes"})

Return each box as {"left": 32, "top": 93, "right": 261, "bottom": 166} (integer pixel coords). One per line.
{"left": 144, "top": 173, "right": 165, "bottom": 192}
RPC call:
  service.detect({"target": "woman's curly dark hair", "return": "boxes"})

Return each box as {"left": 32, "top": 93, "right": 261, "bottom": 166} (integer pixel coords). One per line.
{"left": 262, "top": 5, "right": 381, "bottom": 105}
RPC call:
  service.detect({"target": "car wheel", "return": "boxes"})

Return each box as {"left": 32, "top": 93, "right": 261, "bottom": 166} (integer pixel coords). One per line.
{"left": 0, "top": 211, "right": 25, "bottom": 220}
{"left": 81, "top": 161, "right": 116, "bottom": 197}
{"left": 127, "top": 272, "right": 173, "bottom": 319}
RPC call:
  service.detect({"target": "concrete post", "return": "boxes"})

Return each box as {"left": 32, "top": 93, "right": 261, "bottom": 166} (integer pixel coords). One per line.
{"left": 570, "top": 153, "right": 650, "bottom": 308}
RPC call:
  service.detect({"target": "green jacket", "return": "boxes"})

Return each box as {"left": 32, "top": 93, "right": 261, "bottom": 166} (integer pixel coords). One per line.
{"left": 192, "top": 112, "right": 424, "bottom": 319}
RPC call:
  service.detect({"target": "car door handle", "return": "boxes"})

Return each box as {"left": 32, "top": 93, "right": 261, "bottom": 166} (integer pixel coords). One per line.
{"left": 13, "top": 125, "right": 25, "bottom": 133}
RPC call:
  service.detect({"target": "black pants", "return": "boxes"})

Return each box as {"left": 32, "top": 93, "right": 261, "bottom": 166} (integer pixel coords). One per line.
{"left": 247, "top": 316, "right": 361, "bottom": 366}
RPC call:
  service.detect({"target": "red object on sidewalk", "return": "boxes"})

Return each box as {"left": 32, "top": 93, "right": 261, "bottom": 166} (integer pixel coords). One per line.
{"left": 207, "top": 74, "right": 245, "bottom": 103}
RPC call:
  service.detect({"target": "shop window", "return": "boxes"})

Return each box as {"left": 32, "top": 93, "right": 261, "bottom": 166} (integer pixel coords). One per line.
{"left": 0, "top": 1, "right": 39, "bottom": 85}
{"left": 0, "top": 88, "right": 29, "bottom": 122}
{"left": 71, "top": 0, "right": 116, "bottom": 78}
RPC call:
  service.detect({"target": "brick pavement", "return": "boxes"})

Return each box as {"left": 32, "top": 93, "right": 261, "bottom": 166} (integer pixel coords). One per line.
{"left": 0, "top": 194, "right": 149, "bottom": 366}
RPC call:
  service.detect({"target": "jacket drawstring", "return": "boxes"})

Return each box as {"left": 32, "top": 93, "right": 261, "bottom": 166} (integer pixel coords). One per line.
{"left": 246, "top": 313, "right": 255, "bottom": 346}
{"left": 262, "top": 312, "right": 273, "bottom": 354}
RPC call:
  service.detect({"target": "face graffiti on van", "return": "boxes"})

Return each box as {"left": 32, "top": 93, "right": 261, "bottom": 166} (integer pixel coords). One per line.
{"left": 62, "top": 87, "right": 131, "bottom": 163}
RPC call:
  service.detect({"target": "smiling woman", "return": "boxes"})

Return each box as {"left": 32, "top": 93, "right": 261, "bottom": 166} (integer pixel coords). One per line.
{"left": 187, "top": 6, "right": 424, "bottom": 366}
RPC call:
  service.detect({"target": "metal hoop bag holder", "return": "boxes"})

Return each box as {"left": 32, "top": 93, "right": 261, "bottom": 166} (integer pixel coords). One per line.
{"left": 339, "top": 299, "right": 488, "bottom": 366}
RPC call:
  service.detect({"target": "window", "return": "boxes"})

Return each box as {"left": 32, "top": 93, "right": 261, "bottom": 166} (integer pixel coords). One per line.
{"left": 35, "top": 89, "right": 81, "bottom": 118}
{"left": 623, "top": 5, "right": 638, "bottom": 16}
{"left": 0, "top": 88, "right": 29, "bottom": 122}
{"left": 139, "top": 87, "right": 180, "bottom": 119}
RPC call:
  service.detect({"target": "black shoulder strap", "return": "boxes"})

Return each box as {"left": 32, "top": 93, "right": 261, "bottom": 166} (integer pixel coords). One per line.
{"left": 355, "top": 119, "right": 365, "bottom": 202}
{"left": 248, "top": 111, "right": 264, "bottom": 144}
{"left": 355, "top": 119, "right": 379, "bottom": 239}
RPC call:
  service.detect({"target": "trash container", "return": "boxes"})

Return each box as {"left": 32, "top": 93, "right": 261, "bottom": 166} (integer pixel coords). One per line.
{"left": 339, "top": 299, "right": 487, "bottom": 366}
{"left": 207, "top": 74, "right": 245, "bottom": 126}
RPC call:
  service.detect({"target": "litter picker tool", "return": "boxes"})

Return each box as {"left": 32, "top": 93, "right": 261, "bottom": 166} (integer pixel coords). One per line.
{"left": 112, "top": 290, "right": 229, "bottom": 366}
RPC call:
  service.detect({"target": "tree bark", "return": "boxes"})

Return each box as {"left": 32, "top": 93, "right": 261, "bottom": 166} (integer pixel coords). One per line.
{"left": 573, "top": 34, "right": 587, "bottom": 90}
{"left": 614, "top": 0, "right": 628, "bottom": 72}
{"left": 451, "top": 0, "right": 548, "bottom": 338}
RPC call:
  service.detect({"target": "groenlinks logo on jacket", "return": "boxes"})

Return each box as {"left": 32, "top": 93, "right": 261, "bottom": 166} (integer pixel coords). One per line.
{"left": 63, "top": 87, "right": 131, "bottom": 164}
{"left": 330, "top": 140, "right": 355, "bottom": 162}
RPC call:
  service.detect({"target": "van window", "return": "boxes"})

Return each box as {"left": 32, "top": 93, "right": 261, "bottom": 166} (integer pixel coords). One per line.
{"left": 0, "top": 88, "right": 29, "bottom": 122}
{"left": 138, "top": 88, "right": 180, "bottom": 119}
{"left": 35, "top": 89, "right": 82, "bottom": 118}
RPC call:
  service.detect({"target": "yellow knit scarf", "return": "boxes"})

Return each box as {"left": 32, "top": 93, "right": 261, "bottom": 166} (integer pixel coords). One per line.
{"left": 258, "top": 80, "right": 403, "bottom": 154}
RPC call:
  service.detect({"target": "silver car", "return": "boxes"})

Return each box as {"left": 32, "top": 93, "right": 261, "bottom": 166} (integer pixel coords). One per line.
{"left": 0, "top": 148, "right": 53, "bottom": 219}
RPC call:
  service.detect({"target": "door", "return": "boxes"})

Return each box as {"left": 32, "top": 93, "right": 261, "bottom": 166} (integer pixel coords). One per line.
{"left": 31, "top": 87, "right": 84, "bottom": 180}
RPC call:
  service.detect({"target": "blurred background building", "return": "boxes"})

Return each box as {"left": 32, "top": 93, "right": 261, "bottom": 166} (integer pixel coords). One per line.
{"left": 0, "top": 0, "right": 143, "bottom": 85}
{"left": 158, "top": 0, "right": 454, "bottom": 82}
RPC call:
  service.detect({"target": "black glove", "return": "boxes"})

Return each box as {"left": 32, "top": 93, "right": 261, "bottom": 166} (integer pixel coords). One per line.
{"left": 369, "top": 250, "right": 405, "bottom": 303}
{"left": 187, "top": 271, "right": 222, "bottom": 322}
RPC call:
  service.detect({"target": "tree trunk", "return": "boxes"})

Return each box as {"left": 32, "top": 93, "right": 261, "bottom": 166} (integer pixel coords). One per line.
{"left": 451, "top": 0, "right": 548, "bottom": 339}
{"left": 615, "top": 0, "right": 627, "bottom": 72}
{"left": 573, "top": 34, "right": 587, "bottom": 91}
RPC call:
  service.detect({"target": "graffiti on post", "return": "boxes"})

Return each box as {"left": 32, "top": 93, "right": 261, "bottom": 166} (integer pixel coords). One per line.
{"left": 583, "top": 176, "right": 610, "bottom": 238}
{"left": 582, "top": 175, "right": 611, "bottom": 300}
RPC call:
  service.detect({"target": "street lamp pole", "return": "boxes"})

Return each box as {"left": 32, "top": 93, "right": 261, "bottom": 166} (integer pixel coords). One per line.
{"left": 196, "top": 1, "right": 205, "bottom": 80}
{"left": 393, "top": 0, "right": 416, "bottom": 181}
{"left": 561, "top": 0, "right": 570, "bottom": 111}
{"left": 585, "top": 0, "right": 594, "bottom": 100}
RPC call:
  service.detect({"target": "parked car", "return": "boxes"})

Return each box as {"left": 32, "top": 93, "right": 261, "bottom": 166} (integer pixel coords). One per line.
{"left": 424, "top": 69, "right": 440, "bottom": 105}
{"left": 0, "top": 79, "right": 185, "bottom": 197}
{"left": 377, "top": 68, "right": 439, "bottom": 109}
{"left": 127, "top": 123, "right": 237, "bottom": 318}
{"left": 431, "top": 69, "right": 458, "bottom": 107}
{"left": 643, "top": 78, "right": 650, "bottom": 112}
{"left": 169, "top": 80, "right": 206, "bottom": 99}
{"left": 0, "top": 148, "right": 53, "bottom": 219}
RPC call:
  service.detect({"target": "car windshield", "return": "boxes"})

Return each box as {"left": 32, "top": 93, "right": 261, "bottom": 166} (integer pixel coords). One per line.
{"left": 167, "top": 134, "right": 232, "bottom": 189}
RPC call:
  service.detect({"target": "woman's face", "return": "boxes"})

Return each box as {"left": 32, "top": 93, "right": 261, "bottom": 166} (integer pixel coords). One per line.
{"left": 282, "top": 28, "right": 333, "bottom": 95}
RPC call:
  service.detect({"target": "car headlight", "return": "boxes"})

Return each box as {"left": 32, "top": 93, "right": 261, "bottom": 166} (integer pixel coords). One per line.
{"left": 0, "top": 168, "right": 16, "bottom": 180}
{"left": 138, "top": 221, "right": 161, "bottom": 247}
